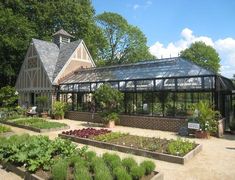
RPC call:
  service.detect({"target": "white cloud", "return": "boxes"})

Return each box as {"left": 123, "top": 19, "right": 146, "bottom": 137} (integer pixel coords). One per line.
{"left": 133, "top": 4, "right": 140, "bottom": 10}
{"left": 132, "top": 1, "right": 152, "bottom": 10}
{"left": 149, "top": 28, "right": 235, "bottom": 78}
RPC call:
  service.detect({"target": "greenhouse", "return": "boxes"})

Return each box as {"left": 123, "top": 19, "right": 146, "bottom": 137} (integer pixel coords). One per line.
{"left": 57, "top": 57, "right": 235, "bottom": 129}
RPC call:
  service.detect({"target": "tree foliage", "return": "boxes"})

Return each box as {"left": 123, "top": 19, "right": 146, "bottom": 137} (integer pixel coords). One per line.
{"left": 0, "top": 86, "right": 18, "bottom": 107}
{"left": 0, "top": 0, "right": 106, "bottom": 87}
{"left": 96, "top": 12, "right": 154, "bottom": 66}
{"left": 180, "top": 41, "right": 220, "bottom": 72}
{"left": 94, "top": 84, "right": 123, "bottom": 114}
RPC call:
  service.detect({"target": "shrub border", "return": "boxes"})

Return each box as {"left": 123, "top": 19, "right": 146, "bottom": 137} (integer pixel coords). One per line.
{"left": 59, "top": 133, "right": 202, "bottom": 164}
{"left": 0, "top": 161, "right": 163, "bottom": 180}
{"left": 0, "top": 121, "right": 70, "bottom": 133}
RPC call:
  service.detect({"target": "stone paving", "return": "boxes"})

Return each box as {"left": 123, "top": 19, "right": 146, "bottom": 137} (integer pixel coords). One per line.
{"left": 1, "top": 119, "right": 235, "bottom": 180}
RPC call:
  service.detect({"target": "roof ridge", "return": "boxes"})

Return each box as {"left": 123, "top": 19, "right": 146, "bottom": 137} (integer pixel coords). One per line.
{"left": 75, "top": 57, "right": 179, "bottom": 73}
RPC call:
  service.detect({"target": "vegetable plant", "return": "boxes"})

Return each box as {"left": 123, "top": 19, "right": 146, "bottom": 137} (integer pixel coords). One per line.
{"left": 62, "top": 128, "right": 111, "bottom": 138}
{"left": 140, "top": 160, "right": 156, "bottom": 175}
{"left": 167, "top": 138, "right": 195, "bottom": 156}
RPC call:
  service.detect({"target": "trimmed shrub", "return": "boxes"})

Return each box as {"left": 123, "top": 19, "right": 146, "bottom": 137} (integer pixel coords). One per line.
{"left": 140, "top": 160, "right": 156, "bottom": 175}
{"left": 91, "top": 157, "right": 112, "bottom": 180}
{"left": 84, "top": 151, "right": 97, "bottom": 162}
{"left": 113, "top": 166, "right": 132, "bottom": 180}
{"left": 122, "top": 157, "right": 137, "bottom": 172}
{"left": 102, "top": 153, "right": 122, "bottom": 170}
{"left": 74, "top": 161, "right": 92, "bottom": 180}
{"left": 130, "top": 165, "right": 145, "bottom": 180}
{"left": 51, "top": 159, "right": 68, "bottom": 180}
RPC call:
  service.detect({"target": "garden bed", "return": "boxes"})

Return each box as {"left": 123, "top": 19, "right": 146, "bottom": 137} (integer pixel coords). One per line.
{"left": 59, "top": 128, "right": 202, "bottom": 164}
{"left": 0, "top": 134, "right": 163, "bottom": 180}
{"left": 0, "top": 118, "right": 69, "bottom": 132}
{"left": 0, "top": 124, "right": 14, "bottom": 137}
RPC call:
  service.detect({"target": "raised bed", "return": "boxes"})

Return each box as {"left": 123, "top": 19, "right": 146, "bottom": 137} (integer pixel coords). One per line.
{"left": 0, "top": 121, "right": 70, "bottom": 133}
{"left": 59, "top": 133, "right": 202, "bottom": 164}
{"left": 0, "top": 161, "right": 164, "bottom": 180}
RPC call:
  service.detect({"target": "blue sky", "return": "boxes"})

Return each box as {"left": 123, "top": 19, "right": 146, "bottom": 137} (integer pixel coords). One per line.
{"left": 92, "top": 0, "right": 235, "bottom": 78}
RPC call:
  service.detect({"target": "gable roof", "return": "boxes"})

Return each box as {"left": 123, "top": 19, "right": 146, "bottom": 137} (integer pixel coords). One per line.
{"left": 52, "top": 40, "right": 82, "bottom": 80}
{"left": 32, "top": 39, "right": 59, "bottom": 82}
{"left": 59, "top": 57, "right": 215, "bottom": 84}
{"left": 32, "top": 39, "right": 82, "bottom": 83}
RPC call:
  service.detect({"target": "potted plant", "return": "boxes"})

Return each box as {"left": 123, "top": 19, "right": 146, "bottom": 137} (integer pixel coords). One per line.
{"left": 229, "top": 120, "right": 235, "bottom": 134}
{"left": 94, "top": 84, "right": 123, "bottom": 128}
{"left": 52, "top": 101, "right": 66, "bottom": 120}
{"left": 36, "top": 96, "right": 48, "bottom": 118}
{"left": 103, "top": 112, "right": 120, "bottom": 128}
{"left": 193, "top": 101, "right": 219, "bottom": 139}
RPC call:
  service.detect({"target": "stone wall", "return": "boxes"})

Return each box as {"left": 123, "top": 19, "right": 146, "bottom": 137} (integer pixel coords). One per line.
{"left": 66, "top": 111, "right": 187, "bottom": 132}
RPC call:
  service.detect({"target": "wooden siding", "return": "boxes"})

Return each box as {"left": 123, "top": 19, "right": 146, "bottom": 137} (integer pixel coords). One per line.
{"left": 58, "top": 42, "right": 94, "bottom": 81}
{"left": 15, "top": 43, "right": 53, "bottom": 107}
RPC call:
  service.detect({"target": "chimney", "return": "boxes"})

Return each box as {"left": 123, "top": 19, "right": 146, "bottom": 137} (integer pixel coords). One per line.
{"left": 52, "top": 29, "right": 74, "bottom": 48}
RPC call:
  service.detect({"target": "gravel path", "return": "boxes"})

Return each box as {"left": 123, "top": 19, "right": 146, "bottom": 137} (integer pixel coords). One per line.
{"left": 1, "top": 119, "right": 235, "bottom": 180}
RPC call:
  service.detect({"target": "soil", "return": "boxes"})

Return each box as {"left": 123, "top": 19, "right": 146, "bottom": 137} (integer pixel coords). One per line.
{"left": 108, "top": 135, "right": 170, "bottom": 155}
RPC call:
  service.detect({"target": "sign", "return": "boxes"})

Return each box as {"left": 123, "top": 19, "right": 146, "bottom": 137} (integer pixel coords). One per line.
{"left": 188, "top": 122, "right": 200, "bottom": 130}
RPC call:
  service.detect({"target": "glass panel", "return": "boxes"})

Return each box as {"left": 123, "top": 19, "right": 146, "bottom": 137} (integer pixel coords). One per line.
{"left": 177, "top": 77, "right": 202, "bottom": 90}
{"left": 78, "top": 83, "right": 90, "bottom": 92}
{"left": 125, "top": 81, "right": 135, "bottom": 91}
{"left": 164, "top": 79, "right": 175, "bottom": 90}
{"left": 204, "top": 77, "right": 214, "bottom": 89}
{"left": 136, "top": 80, "right": 153, "bottom": 91}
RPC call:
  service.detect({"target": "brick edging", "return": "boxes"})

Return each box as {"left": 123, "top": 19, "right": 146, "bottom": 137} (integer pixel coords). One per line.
{"left": 59, "top": 133, "right": 202, "bottom": 164}
{"left": 0, "top": 121, "right": 70, "bottom": 133}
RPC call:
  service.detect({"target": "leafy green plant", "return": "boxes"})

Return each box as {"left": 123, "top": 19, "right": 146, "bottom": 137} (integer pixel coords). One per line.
{"left": 74, "top": 163, "right": 92, "bottom": 180}
{"left": 94, "top": 84, "right": 123, "bottom": 124}
{"left": 0, "top": 86, "right": 18, "bottom": 108}
{"left": 0, "top": 134, "right": 78, "bottom": 172}
{"left": 195, "top": 101, "right": 219, "bottom": 133}
{"left": 113, "top": 166, "right": 132, "bottom": 180}
{"left": 91, "top": 157, "right": 112, "bottom": 180}
{"left": 94, "top": 132, "right": 128, "bottom": 142}
{"left": 122, "top": 157, "right": 137, "bottom": 172}
{"left": 140, "top": 160, "right": 156, "bottom": 175}
{"left": 51, "top": 158, "right": 68, "bottom": 180}
{"left": 102, "top": 153, "right": 122, "bottom": 171}
{"left": 0, "top": 125, "right": 11, "bottom": 133}
{"left": 167, "top": 138, "right": 196, "bottom": 156}
{"left": 52, "top": 101, "right": 66, "bottom": 118}
{"left": 36, "top": 96, "right": 48, "bottom": 113}
{"left": 84, "top": 151, "right": 97, "bottom": 162}
{"left": 130, "top": 165, "right": 145, "bottom": 180}
{"left": 103, "top": 112, "right": 120, "bottom": 124}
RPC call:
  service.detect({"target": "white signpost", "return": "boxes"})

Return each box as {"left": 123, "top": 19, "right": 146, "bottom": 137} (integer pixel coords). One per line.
{"left": 188, "top": 122, "right": 200, "bottom": 130}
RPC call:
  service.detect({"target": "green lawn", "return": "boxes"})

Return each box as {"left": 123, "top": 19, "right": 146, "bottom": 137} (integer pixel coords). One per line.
{"left": 0, "top": 124, "right": 11, "bottom": 133}
{"left": 9, "top": 118, "right": 67, "bottom": 129}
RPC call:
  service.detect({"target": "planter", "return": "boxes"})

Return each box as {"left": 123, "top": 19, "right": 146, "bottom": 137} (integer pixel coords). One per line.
{"left": 59, "top": 133, "right": 202, "bottom": 164}
{"left": 40, "top": 112, "right": 48, "bottom": 118}
{"left": 195, "top": 130, "right": 210, "bottom": 139}
{"left": 105, "top": 120, "right": 115, "bottom": 128}
{"left": 54, "top": 114, "right": 64, "bottom": 120}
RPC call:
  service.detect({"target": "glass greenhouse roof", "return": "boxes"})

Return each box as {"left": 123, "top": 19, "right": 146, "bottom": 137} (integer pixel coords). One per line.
{"left": 58, "top": 57, "right": 234, "bottom": 92}
{"left": 60, "top": 57, "right": 214, "bottom": 84}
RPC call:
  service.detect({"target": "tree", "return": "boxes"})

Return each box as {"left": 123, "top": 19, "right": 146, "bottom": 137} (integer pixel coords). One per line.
{"left": 0, "top": 0, "right": 106, "bottom": 87}
{"left": 180, "top": 41, "right": 220, "bottom": 72}
{"left": 96, "top": 12, "right": 154, "bottom": 66}
{"left": 0, "top": 86, "right": 18, "bottom": 107}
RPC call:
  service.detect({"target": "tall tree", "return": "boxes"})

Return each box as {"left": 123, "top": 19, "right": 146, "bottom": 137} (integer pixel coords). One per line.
{"left": 0, "top": 0, "right": 105, "bottom": 87}
{"left": 180, "top": 41, "right": 220, "bottom": 72}
{"left": 96, "top": 12, "right": 154, "bottom": 66}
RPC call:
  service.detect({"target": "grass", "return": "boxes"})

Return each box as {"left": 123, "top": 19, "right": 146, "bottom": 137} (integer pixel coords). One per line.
{"left": 0, "top": 124, "right": 11, "bottom": 133}
{"left": 8, "top": 118, "right": 67, "bottom": 129}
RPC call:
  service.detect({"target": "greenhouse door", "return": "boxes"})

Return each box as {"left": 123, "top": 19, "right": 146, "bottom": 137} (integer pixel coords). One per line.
{"left": 222, "top": 94, "right": 232, "bottom": 130}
